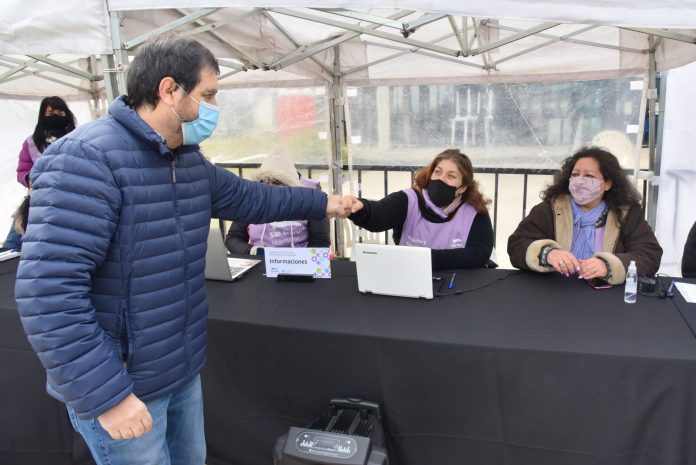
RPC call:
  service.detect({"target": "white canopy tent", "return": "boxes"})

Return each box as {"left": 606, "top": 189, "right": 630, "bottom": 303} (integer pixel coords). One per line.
{"left": 3, "top": 1, "right": 696, "bottom": 93}
{"left": 1, "top": 1, "right": 695, "bottom": 268}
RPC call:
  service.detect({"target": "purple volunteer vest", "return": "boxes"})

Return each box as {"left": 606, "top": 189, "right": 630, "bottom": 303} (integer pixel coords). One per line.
{"left": 400, "top": 188, "right": 477, "bottom": 249}
{"left": 299, "top": 177, "right": 320, "bottom": 189}
{"left": 248, "top": 221, "right": 309, "bottom": 247}
{"left": 247, "top": 177, "right": 318, "bottom": 247}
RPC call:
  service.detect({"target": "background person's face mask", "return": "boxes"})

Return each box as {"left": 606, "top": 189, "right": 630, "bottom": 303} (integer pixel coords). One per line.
{"left": 44, "top": 114, "right": 68, "bottom": 130}
{"left": 172, "top": 84, "right": 220, "bottom": 145}
{"left": 569, "top": 176, "right": 604, "bottom": 205}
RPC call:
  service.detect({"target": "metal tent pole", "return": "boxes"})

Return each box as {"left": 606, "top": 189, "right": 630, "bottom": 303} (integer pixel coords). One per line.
{"left": 328, "top": 46, "right": 346, "bottom": 257}
{"left": 647, "top": 37, "right": 659, "bottom": 228}
{"left": 103, "top": 11, "right": 129, "bottom": 103}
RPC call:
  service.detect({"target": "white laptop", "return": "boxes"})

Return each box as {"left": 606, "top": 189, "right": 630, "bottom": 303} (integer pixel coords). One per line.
{"left": 205, "top": 226, "right": 261, "bottom": 281}
{"left": 354, "top": 243, "right": 433, "bottom": 299}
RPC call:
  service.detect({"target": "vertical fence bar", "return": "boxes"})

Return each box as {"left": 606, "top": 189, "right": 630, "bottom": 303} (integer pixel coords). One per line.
{"left": 356, "top": 169, "right": 364, "bottom": 243}
{"left": 642, "top": 180, "right": 648, "bottom": 215}
{"left": 522, "top": 173, "right": 528, "bottom": 220}
{"left": 358, "top": 169, "right": 363, "bottom": 197}
{"left": 384, "top": 169, "right": 389, "bottom": 244}
{"left": 493, "top": 172, "right": 499, "bottom": 247}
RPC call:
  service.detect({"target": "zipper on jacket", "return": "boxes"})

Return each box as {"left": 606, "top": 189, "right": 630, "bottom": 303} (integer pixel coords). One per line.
{"left": 120, "top": 273, "right": 133, "bottom": 371}
{"left": 170, "top": 156, "right": 192, "bottom": 373}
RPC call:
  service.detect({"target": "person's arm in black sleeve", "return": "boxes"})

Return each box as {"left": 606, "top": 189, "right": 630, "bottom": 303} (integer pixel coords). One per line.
{"left": 348, "top": 191, "right": 408, "bottom": 232}
{"left": 307, "top": 216, "right": 331, "bottom": 247}
{"left": 682, "top": 221, "right": 696, "bottom": 278}
{"left": 225, "top": 222, "right": 252, "bottom": 254}
{"left": 431, "top": 212, "right": 494, "bottom": 270}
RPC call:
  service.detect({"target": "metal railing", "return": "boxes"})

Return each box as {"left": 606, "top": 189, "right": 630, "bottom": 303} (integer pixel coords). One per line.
{"left": 215, "top": 162, "right": 650, "bottom": 250}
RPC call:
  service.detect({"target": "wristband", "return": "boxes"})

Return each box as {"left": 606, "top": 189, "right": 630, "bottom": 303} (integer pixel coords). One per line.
{"left": 539, "top": 245, "right": 557, "bottom": 266}
{"left": 596, "top": 256, "right": 611, "bottom": 279}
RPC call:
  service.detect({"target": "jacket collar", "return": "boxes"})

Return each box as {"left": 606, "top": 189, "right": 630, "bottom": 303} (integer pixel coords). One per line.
{"left": 552, "top": 194, "right": 627, "bottom": 253}
{"left": 109, "top": 96, "right": 199, "bottom": 159}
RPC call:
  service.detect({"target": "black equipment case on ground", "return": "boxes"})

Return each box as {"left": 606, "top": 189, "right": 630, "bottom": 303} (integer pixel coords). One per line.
{"left": 274, "top": 398, "right": 388, "bottom": 465}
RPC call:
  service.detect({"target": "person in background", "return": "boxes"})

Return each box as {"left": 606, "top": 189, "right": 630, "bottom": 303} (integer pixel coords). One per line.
{"left": 225, "top": 150, "right": 331, "bottom": 255}
{"left": 344, "top": 148, "right": 494, "bottom": 270}
{"left": 507, "top": 146, "right": 662, "bottom": 284}
{"left": 17, "top": 96, "right": 76, "bottom": 186}
{"left": 14, "top": 36, "right": 351, "bottom": 465}
{"left": 2, "top": 191, "right": 30, "bottom": 250}
{"left": 682, "top": 220, "right": 696, "bottom": 278}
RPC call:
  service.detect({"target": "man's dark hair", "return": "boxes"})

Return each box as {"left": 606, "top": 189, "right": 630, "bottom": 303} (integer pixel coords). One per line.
{"left": 542, "top": 146, "right": 642, "bottom": 221}
{"left": 127, "top": 36, "right": 219, "bottom": 109}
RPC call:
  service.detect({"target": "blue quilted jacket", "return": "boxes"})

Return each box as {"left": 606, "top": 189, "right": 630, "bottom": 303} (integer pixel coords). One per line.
{"left": 14, "top": 96, "right": 328, "bottom": 419}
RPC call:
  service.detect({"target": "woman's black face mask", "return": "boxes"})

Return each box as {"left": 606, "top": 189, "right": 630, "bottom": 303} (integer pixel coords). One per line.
{"left": 44, "top": 114, "right": 69, "bottom": 131}
{"left": 426, "top": 179, "right": 459, "bottom": 207}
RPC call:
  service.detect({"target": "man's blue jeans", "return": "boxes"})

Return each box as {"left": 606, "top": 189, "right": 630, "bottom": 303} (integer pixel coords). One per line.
{"left": 67, "top": 375, "right": 205, "bottom": 465}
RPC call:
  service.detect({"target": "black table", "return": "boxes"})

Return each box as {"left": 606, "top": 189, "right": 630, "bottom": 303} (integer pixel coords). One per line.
{"left": 0, "top": 259, "right": 93, "bottom": 465}
{"left": 203, "top": 261, "right": 696, "bottom": 465}
{"left": 3, "top": 258, "right": 696, "bottom": 465}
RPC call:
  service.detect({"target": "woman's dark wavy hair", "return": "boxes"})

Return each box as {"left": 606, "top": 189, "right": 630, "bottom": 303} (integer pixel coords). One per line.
{"left": 14, "top": 195, "right": 30, "bottom": 236}
{"left": 413, "top": 148, "right": 490, "bottom": 213}
{"left": 32, "top": 96, "right": 76, "bottom": 151}
{"left": 127, "top": 36, "right": 220, "bottom": 110}
{"left": 542, "top": 146, "right": 642, "bottom": 218}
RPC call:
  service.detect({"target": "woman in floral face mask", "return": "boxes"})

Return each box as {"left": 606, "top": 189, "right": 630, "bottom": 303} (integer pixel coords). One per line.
{"left": 345, "top": 149, "right": 495, "bottom": 270}
{"left": 508, "top": 146, "right": 662, "bottom": 285}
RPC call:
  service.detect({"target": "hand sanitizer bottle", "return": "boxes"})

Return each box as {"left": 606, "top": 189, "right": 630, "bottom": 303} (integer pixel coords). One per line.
{"left": 624, "top": 260, "right": 637, "bottom": 304}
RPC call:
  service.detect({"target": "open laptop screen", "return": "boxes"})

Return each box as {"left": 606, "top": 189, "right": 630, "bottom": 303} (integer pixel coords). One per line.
{"left": 205, "top": 226, "right": 260, "bottom": 281}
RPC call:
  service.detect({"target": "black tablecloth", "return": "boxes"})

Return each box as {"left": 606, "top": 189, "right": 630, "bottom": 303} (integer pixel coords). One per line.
{"left": 202, "top": 261, "right": 696, "bottom": 465}
{"left": 0, "top": 259, "right": 94, "bottom": 465}
{"left": 3, "top": 257, "right": 696, "bottom": 465}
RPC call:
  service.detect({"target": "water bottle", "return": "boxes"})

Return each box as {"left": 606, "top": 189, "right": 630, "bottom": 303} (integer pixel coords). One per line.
{"left": 624, "top": 260, "right": 637, "bottom": 304}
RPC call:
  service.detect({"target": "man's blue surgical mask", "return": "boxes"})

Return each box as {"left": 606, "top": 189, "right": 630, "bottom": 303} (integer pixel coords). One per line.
{"left": 171, "top": 84, "right": 219, "bottom": 145}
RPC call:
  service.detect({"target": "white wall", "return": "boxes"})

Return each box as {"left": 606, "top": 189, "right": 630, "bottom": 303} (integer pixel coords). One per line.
{"left": 655, "top": 60, "right": 696, "bottom": 276}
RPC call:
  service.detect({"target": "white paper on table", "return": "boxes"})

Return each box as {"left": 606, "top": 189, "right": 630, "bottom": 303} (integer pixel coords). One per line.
{"left": 674, "top": 282, "right": 696, "bottom": 303}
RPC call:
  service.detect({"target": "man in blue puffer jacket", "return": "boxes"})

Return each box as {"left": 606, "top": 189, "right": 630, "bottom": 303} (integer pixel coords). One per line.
{"left": 15, "top": 37, "right": 351, "bottom": 465}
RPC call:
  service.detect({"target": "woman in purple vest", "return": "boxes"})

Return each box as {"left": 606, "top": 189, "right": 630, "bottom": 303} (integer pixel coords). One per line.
{"left": 507, "top": 146, "right": 662, "bottom": 285}
{"left": 16, "top": 96, "right": 77, "bottom": 186}
{"left": 225, "top": 150, "right": 331, "bottom": 255}
{"left": 347, "top": 148, "right": 494, "bottom": 270}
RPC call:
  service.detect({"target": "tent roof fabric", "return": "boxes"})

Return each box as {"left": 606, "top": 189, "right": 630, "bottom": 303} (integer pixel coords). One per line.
{"left": 2, "top": 1, "right": 696, "bottom": 97}
{"left": 109, "top": 1, "right": 696, "bottom": 29}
